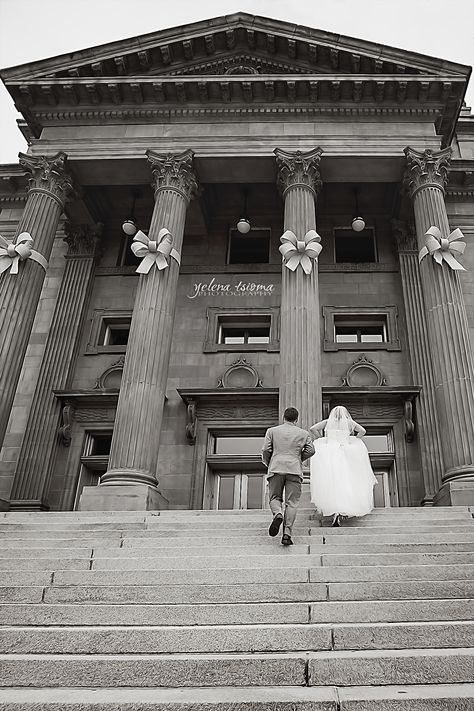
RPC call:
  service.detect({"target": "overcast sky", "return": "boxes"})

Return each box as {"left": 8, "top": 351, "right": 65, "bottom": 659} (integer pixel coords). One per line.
{"left": 0, "top": 0, "right": 472, "bottom": 164}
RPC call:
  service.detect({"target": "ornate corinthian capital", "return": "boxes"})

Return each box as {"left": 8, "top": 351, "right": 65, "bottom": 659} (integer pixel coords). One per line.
{"left": 403, "top": 147, "right": 451, "bottom": 198}
{"left": 19, "top": 152, "right": 75, "bottom": 207}
{"left": 274, "top": 148, "right": 323, "bottom": 196}
{"left": 146, "top": 149, "right": 198, "bottom": 203}
{"left": 63, "top": 222, "right": 103, "bottom": 257}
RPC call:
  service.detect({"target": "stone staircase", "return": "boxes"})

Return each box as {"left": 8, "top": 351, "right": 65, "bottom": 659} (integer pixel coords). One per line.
{"left": 0, "top": 506, "right": 473, "bottom": 710}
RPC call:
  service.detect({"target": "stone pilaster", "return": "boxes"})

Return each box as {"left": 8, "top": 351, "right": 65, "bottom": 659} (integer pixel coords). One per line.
{"left": 275, "top": 148, "right": 323, "bottom": 430}
{"left": 80, "top": 150, "right": 197, "bottom": 511}
{"left": 8, "top": 222, "right": 102, "bottom": 511}
{"left": 404, "top": 147, "right": 474, "bottom": 505}
{"left": 393, "top": 219, "right": 444, "bottom": 504}
{"left": 0, "top": 152, "right": 74, "bottom": 449}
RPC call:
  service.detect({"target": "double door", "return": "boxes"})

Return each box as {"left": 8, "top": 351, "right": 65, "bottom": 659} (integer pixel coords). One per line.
{"left": 211, "top": 471, "right": 267, "bottom": 510}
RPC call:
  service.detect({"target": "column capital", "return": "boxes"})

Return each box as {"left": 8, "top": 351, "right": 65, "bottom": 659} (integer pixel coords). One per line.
{"left": 403, "top": 146, "right": 451, "bottom": 199}
{"left": 274, "top": 147, "right": 323, "bottom": 197}
{"left": 146, "top": 148, "right": 198, "bottom": 203}
{"left": 392, "top": 219, "right": 418, "bottom": 253}
{"left": 19, "top": 152, "right": 75, "bottom": 208}
{"left": 63, "top": 221, "right": 103, "bottom": 258}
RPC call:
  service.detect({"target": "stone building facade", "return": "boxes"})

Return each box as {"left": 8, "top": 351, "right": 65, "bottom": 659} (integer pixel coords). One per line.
{"left": 0, "top": 12, "right": 473, "bottom": 512}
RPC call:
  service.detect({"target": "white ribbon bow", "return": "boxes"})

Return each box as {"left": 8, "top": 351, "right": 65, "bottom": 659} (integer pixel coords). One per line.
{"left": 279, "top": 229, "right": 323, "bottom": 274}
{"left": 0, "top": 232, "right": 48, "bottom": 276}
{"left": 131, "top": 228, "right": 180, "bottom": 274}
{"left": 419, "top": 226, "right": 466, "bottom": 271}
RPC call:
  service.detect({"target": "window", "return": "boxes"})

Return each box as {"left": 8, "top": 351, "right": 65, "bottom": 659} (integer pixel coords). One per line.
{"left": 99, "top": 319, "right": 130, "bottom": 347}
{"left": 214, "top": 436, "right": 264, "bottom": 455}
{"left": 334, "top": 315, "right": 387, "bottom": 344}
{"left": 204, "top": 307, "right": 279, "bottom": 352}
{"left": 323, "top": 306, "right": 400, "bottom": 351}
{"left": 86, "top": 310, "right": 132, "bottom": 354}
{"left": 219, "top": 317, "right": 270, "bottom": 345}
{"left": 73, "top": 430, "right": 112, "bottom": 509}
{"left": 118, "top": 235, "right": 141, "bottom": 267}
{"left": 228, "top": 228, "right": 270, "bottom": 264}
{"left": 334, "top": 228, "right": 376, "bottom": 263}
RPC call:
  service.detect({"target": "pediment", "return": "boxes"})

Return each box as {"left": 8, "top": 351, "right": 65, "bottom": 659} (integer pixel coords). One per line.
{"left": 1, "top": 12, "right": 469, "bottom": 147}
{"left": 2, "top": 12, "right": 469, "bottom": 82}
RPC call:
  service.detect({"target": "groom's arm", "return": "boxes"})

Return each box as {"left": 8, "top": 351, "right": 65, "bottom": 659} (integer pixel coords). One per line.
{"left": 301, "top": 434, "right": 315, "bottom": 461}
{"left": 261, "top": 429, "right": 273, "bottom": 467}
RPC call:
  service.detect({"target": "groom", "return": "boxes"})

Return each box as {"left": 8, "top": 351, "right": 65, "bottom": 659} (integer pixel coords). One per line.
{"left": 261, "top": 407, "right": 315, "bottom": 546}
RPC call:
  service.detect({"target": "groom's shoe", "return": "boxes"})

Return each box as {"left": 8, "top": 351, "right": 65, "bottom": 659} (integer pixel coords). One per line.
{"left": 281, "top": 534, "right": 293, "bottom": 546}
{"left": 269, "top": 513, "right": 284, "bottom": 537}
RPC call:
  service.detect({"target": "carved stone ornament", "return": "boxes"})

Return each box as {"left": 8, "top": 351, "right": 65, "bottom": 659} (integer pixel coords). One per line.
{"left": 403, "top": 147, "right": 451, "bottom": 198}
{"left": 185, "top": 399, "right": 197, "bottom": 445}
{"left": 391, "top": 219, "right": 417, "bottom": 253}
{"left": 224, "top": 62, "right": 259, "bottom": 75}
{"left": 217, "top": 356, "right": 263, "bottom": 389}
{"left": 19, "top": 152, "right": 75, "bottom": 208}
{"left": 63, "top": 221, "right": 103, "bottom": 257}
{"left": 58, "top": 401, "right": 74, "bottom": 447}
{"left": 146, "top": 149, "right": 198, "bottom": 203}
{"left": 93, "top": 357, "right": 125, "bottom": 390}
{"left": 274, "top": 147, "right": 323, "bottom": 196}
{"left": 342, "top": 354, "right": 387, "bottom": 387}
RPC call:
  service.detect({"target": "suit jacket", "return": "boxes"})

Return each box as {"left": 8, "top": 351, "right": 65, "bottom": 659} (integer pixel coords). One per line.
{"left": 261, "top": 422, "right": 315, "bottom": 480}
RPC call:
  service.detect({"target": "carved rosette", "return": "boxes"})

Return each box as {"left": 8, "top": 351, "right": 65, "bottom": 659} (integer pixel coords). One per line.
{"left": 403, "top": 147, "right": 451, "bottom": 199}
{"left": 274, "top": 148, "right": 323, "bottom": 196}
{"left": 63, "top": 222, "right": 103, "bottom": 257}
{"left": 146, "top": 149, "right": 198, "bottom": 203}
{"left": 392, "top": 219, "right": 418, "bottom": 253}
{"left": 19, "top": 152, "right": 75, "bottom": 208}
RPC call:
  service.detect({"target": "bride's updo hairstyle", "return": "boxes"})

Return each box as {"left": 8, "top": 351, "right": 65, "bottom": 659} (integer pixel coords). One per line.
{"left": 326, "top": 406, "right": 352, "bottom": 434}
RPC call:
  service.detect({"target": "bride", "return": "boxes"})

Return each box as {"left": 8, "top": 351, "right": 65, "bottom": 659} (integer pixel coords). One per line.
{"left": 310, "top": 406, "right": 377, "bottom": 527}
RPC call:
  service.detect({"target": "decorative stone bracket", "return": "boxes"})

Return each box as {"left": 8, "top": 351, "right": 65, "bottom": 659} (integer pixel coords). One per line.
{"left": 58, "top": 401, "right": 75, "bottom": 447}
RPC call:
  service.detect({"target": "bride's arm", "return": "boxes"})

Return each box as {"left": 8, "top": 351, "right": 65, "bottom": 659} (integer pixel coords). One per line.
{"left": 310, "top": 419, "right": 328, "bottom": 439}
{"left": 351, "top": 420, "right": 366, "bottom": 438}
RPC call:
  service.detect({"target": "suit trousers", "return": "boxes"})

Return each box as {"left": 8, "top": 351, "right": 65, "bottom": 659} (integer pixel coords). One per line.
{"left": 267, "top": 473, "right": 302, "bottom": 536}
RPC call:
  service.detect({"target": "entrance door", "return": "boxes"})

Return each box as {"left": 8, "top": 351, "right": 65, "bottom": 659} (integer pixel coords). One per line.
{"left": 373, "top": 469, "right": 392, "bottom": 507}
{"left": 212, "top": 471, "right": 267, "bottom": 510}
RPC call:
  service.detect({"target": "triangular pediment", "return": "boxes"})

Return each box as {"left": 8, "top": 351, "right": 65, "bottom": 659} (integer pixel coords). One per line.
{"left": 2, "top": 12, "right": 469, "bottom": 82}
{"left": 1, "top": 12, "right": 470, "bottom": 147}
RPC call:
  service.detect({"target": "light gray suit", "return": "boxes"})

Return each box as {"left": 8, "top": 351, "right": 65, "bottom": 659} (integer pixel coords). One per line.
{"left": 262, "top": 422, "right": 315, "bottom": 536}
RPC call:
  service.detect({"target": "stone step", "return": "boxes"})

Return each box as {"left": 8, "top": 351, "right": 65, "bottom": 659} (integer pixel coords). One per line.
{"left": 0, "top": 684, "right": 473, "bottom": 711}
{"left": 35, "top": 579, "right": 474, "bottom": 605}
{"left": 1, "top": 648, "right": 473, "bottom": 687}
{"left": 34, "top": 562, "right": 473, "bottom": 586}
{"left": 2, "top": 598, "right": 473, "bottom": 626}
{"left": 0, "top": 621, "right": 472, "bottom": 654}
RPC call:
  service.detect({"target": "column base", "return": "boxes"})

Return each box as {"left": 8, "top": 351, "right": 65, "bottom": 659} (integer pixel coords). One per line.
{"left": 8, "top": 499, "right": 50, "bottom": 511}
{"left": 433, "top": 480, "right": 474, "bottom": 507}
{"left": 78, "top": 484, "right": 169, "bottom": 511}
{"left": 0, "top": 498, "right": 10, "bottom": 511}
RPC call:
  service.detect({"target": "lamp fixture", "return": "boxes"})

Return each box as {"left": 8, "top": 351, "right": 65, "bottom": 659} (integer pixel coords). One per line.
{"left": 122, "top": 189, "right": 142, "bottom": 236}
{"left": 236, "top": 186, "right": 251, "bottom": 234}
{"left": 351, "top": 187, "right": 366, "bottom": 233}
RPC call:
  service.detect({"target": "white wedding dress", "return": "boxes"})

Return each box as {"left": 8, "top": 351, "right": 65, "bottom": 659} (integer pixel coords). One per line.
{"left": 310, "top": 413, "right": 377, "bottom": 517}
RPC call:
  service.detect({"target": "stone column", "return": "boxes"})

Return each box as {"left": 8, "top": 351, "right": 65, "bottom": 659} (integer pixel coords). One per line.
{"left": 80, "top": 150, "right": 197, "bottom": 511}
{"left": 404, "top": 147, "right": 474, "bottom": 505}
{"left": 0, "top": 152, "right": 73, "bottom": 449}
{"left": 8, "top": 223, "right": 102, "bottom": 511}
{"left": 275, "top": 148, "right": 323, "bottom": 430}
{"left": 393, "top": 220, "right": 444, "bottom": 504}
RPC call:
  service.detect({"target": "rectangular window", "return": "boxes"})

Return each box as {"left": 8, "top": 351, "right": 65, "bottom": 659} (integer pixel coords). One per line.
{"left": 335, "top": 228, "right": 376, "bottom": 263}
{"left": 228, "top": 228, "right": 270, "bottom": 264}
{"left": 214, "top": 436, "right": 264, "bottom": 455}
{"left": 99, "top": 319, "right": 131, "bottom": 347}
{"left": 334, "top": 315, "right": 387, "bottom": 344}
{"left": 118, "top": 235, "right": 142, "bottom": 267}
{"left": 86, "top": 310, "right": 132, "bottom": 354}
{"left": 323, "top": 306, "right": 400, "bottom": 351}
{"left": 204, "top": 308, "right": 279, "bottom": 353}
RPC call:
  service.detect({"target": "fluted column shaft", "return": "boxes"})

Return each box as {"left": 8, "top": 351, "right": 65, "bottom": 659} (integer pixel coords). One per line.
{"left": 0, "top": 152, "right": 73, "bottom": 449}
{"left": 102, "top": 150, "right": 197, "bottom": 487}
{"left": 405, "top": 147, "right": 474, "bottom": 484}
{"left": 275, "top": 148, "right": 322, "bottom": 430}
{"left": 9, "top": 224, "right": 101, "bottom": 510}
{"left": 395, "top": 223, "right": 444, "bottom": 503}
